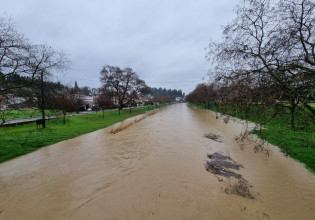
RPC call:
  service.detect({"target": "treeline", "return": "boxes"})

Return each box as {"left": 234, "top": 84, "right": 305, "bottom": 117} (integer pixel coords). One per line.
{"left": 187, "top": 82, "right": 315, "bottom": 131}
{"left": 148, "top": 87, "right": 184, "bottom": 101}
{"left": 74, "top": 81, "right": 92, "bottom": 96}
{"left": 0, "top": 16, "right": 182, "bottom": 127}
{"left": 191, "top": 0, "right": 315, "bottom": 130}
{"left": 1, "top": 74, "right": 82, "bottom": 126}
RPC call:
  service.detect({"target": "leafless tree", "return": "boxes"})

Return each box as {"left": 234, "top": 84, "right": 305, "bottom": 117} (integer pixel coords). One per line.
{"left": 0, "top": 17, "right": 67, "bottom": 94}
{"left": 0, "top": 17, "right": 32, "bottom": 97}
{"left": 0, "top": 17, "right": 69, "bottom": 127}
{"left": 207, "top": 0, "right": 315, "bottom": 128}
{"left": 33, "top": 45, "right": 68, "bottom": 128}
{"left": 96, "top": 94, "right": 113, "bottom": 119}
{"left": 51, "top": 91, "right": 78, "bottom": 124}
{"left": 100, "top": 65, "right": 147, "bottom": 115}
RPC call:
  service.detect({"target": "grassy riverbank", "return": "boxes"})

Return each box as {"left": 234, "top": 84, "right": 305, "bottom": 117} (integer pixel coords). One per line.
{"left": 0, "top": 105, "right": 165, "bottom": 163}
{"left": 190, "top": 103, "right": 315, "bottom": 173}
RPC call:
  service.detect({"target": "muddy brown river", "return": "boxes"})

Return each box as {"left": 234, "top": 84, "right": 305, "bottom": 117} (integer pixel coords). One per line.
{"left": 1, "top": 103, "right": 315, "bottom": 219}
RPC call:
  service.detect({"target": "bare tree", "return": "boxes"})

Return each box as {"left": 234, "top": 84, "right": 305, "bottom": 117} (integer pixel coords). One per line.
{"left": 100, "top": 65, "right": 147, "bottom": 115}
{"left": 96, "top": 94, "right": 113, "bottom": 119}
{"left": 31, "top": 45, "right": 68, "bottom": 128}
{"left": 0, "top": 18, "right": 67, "bottom": 94}
{"left": 207, "top": 0, "right": 315, "bottom": 127}
{"left": 0, "top": 17, "right": 69, "bottom": 127}
{"left": 51, "top": 92, "right": 78, "bottom": 124}
{"left": 0, "top": 17, "right": 32, "bottom": 97}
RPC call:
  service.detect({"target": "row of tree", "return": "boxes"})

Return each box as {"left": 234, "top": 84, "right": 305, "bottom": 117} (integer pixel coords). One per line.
{"left": 0, "top": 16, "right": 178, "bottom": 128}
{"left": 0, "top": 16, "right": 69, "bottom": 127}
{"left": 193, "top": 0, "right": 315, "bottom": 129}
{"left": 1, "top": 74, "right": 81, "bottom": 126}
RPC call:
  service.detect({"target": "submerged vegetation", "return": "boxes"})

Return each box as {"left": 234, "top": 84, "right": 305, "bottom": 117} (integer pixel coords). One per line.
{"left": 204, "top": 152, "right": 255, "bottom": 199}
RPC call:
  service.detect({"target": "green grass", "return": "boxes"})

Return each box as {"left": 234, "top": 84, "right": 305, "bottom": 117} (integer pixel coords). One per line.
{"left": 0, "top": 105, "right": 167, "bottom": 163}
{"left": 1, "top": 109, "right": 58, "bottom": 119}
{"left": 190, "top": 103, "right": 315, "bottom": 173}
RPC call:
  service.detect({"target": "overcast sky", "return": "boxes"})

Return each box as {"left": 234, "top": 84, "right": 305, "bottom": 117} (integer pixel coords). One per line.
{"left": 1, "top": 0, "right": 237, "bottom": 94}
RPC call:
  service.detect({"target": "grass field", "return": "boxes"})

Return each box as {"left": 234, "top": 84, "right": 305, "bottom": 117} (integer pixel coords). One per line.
{"left": 1, "top": 109, "right": 62, "bottom": 120}
{"left": 190, "top": 103, "right": 315, "bottom": 173}
{"left": 0, "top": 105, "right": 166, "bottom": 163}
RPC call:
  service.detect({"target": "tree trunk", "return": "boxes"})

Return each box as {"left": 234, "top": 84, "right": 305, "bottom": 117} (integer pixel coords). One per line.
{"left": 63, "top": 112, "right": 66, "bottom": 124}
{"left": 40, "top": 71, "right": 46, "bottom": 128}
{"left": 245, "top": 103, "right": 249, "bottom": 118}
{"left": 289, "top": 101, "right": 296, "bottom": 130}
{"left": 102, "top": 110, "right": 104, "bottom": 119}
{"left": 41, "top": 108, "right": 46, "bottom": 128}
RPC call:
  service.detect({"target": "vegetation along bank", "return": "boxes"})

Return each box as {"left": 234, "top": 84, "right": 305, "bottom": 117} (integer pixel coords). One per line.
{"left": 189, "top": 102, "right": 315, "bottom": 173}
{"left": 0, "top": 105, "right": 167, "bottom": 163}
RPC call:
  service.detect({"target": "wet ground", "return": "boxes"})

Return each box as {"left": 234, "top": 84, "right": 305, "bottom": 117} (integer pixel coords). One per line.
{"left": 1, "top": 103, "right": 315, "bottom": 219}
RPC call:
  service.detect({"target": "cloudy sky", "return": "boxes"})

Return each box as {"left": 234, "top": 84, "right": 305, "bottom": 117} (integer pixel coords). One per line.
{"left": 1, "top": 0, "right": 237, "bottom": 94}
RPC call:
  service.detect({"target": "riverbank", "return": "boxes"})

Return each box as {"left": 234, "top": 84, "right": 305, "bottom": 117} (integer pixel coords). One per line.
{"left": 190, "top": 103, "right": 315, "bottom": 173}
{"left": 2, "top": 103, "right": 315, "bottom": 219}
{"left": 0, "top": 105, "right": 166, "bottom": 163}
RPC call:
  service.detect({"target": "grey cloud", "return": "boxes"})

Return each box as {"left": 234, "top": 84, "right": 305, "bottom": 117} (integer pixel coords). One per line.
{"left": 1, "top": 0, "right": 237, "bottom": 93}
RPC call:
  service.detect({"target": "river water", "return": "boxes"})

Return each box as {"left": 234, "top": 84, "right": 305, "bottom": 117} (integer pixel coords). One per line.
{"left": 1, "top": 103, "right": 315, "bottom": 219}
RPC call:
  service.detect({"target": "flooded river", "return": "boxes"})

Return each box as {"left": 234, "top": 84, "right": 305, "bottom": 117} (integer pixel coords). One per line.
{"left": 1, "top": 103, "right": 315, "bottom": 219}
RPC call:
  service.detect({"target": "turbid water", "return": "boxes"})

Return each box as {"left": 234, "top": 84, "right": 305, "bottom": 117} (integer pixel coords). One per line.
{"left": 1, "top": 103, "right": 315, "bottom": 219}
